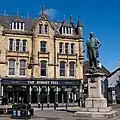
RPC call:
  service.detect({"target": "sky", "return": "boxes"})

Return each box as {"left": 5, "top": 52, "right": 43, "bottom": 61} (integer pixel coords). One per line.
{"left": 0, "top": 0, "right": 120, "bottom": 72}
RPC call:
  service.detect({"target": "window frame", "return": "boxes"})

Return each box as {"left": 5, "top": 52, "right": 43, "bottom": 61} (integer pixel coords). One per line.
{"left": 40, "top": 60, "right": 47, "bottom": 77}
{"left": 65, "top": 43, "right": 69, "bottom": 54}
{"left": 45, "top": 24, "right": 48, "bottom": 34}
{"left": 8, "top": 59, "right": 16, "bottom": 76}
{"left": 60, "top": 61, "right": 66, "bottom": 76}
{"left": 69, "top": 62, "right": 75, "bottom": 77}
{"left": 71, "top": 43, "right": 75, "bottom": 55}
{"left": 59, "top": 42, "right": 63, "bottom": 54}
{"left": 16, "top": 39, "right": 20, "bottom": 52}
{"left": 22, "top": 40, "right": 27, "bottom": 52}
{"left": 9, "top": 38, "right": 14, "bottom": 51}
{"left": 40, "top": 41, "right": 47, "bottom": 53}
{"left": 19, "top": 60, "right": 26, "bottom": 76}
{"left": 39, "top": 24, "right": 43, "bottom": 34}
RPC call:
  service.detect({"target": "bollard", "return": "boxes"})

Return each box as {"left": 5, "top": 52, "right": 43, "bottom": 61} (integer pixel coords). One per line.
{"left": 41, "top": 103, "right": 43, "bottom": 110}
{"left": 66, "top": 102, "right": 67, "bottom": 109}
{"left": 54, "top": 103, "right": 56, "bottom": 110}
{"left": 38, "top": 103, "right": 40, "bottom": 108}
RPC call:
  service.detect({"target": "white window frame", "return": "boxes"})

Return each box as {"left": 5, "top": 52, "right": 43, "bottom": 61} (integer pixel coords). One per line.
{"left": 19, "top": 60, "right": 26, "bottom": 76}
{"left": 8, "top": 60, "right": 16, "bottom": 76}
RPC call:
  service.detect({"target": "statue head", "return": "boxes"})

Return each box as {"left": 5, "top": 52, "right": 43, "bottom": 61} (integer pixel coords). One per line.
{"left": 89, "top": 32, "right": 94, "bottom": 38}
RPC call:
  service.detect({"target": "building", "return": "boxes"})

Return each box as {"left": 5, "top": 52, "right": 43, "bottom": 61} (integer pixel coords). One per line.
{"left": 104, "top": 68, "right": 120, "bottom": 104}
{"left": 0, "top": 6, "right": 84, "bottom": 107}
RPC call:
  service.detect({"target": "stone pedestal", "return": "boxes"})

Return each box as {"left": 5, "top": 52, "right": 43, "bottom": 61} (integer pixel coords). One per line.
{"left": 74, "top": 72, "right": 118, "bottom": 120}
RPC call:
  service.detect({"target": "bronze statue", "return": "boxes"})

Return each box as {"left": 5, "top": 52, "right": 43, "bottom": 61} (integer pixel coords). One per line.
{"left": 84, "top": 32, "right": 102, "bottom": 69}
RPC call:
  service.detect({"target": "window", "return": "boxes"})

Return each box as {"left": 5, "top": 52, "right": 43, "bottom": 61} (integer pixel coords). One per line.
{"left": 63, "top": 27, "right": 65, "bottom": 33}
{"left": 41, "top": 61, "right": 47, "bottom": 76}
{"left": 21, "top": 22, "right": 24, "bottom": 30}
{"left": 65, "top": 43, "right": 69, "bottom": 54}
{"left": 60, "top": 61, "right": 66, "bottom": 76}
{"left": 22, "top": 40, "right": 27, "bottom": 52}
{"left": 45, "top": 24, "right": 48, "bottom": 34}
{"left": 16, "top": 39, "right": 20, "bottom": 51}
{"left": 71, "top": 43, "right": 75, "bottom": 54}
{"left": 9, "top": 39, "right": 14, "bottom": 51}
{"left": 20, "top": 60, "right": 26, "bottom": 76}
{"left": 66, "top": 27, "right": 69, "bottom": 34}
{"left": 70, "top": 28, "right": 72, "bottom": 34}
{"left": 8, "top": 60, "right": 15, "bottom": 75}
{"left": 59, "top": 42, "right": 63, "bottom": 54}
{"left": 14, "top": 22, "right": 16, "bottom": 29}
{"left": 17, "top": 22, "right": 19, "bottom": 29}
{"left": 40, "top": 41, "right": 46, "bottom": 52}
{"left": 39, "top": 24, "right": 42, "bottom": 34}
{"left": 69, "top": 62, "right": 75, "bottom": 77}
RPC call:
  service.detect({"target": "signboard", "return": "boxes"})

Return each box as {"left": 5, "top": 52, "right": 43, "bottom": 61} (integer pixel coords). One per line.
{"left": 1, "top": 79, "right": 81, "bottom": 86}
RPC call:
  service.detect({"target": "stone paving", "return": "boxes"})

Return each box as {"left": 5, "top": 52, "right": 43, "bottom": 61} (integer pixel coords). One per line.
{"left": 0, "top": 105, "right": 120, "bottom": 120}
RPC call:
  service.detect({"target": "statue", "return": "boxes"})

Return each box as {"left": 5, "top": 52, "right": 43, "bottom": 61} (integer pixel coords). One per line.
{"left": 84, "top": 32, "right": 102, "bottom": 73}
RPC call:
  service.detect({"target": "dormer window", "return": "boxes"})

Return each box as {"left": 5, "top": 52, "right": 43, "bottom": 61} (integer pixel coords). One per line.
{"left": 11, "top": 22, "right": 24, "bottom": 31}
{"left": 62, "top": 26, "right": 72, "bottom": 35}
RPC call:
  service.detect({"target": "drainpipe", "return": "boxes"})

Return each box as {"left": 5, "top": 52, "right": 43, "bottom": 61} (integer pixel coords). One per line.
{"left": 54, "top": 36, "right": 56, "bottom": 79}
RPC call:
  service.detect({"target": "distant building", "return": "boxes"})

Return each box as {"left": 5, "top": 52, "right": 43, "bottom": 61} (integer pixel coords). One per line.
{"left": 105, "top": 68, "right": 120, "bottom": 104}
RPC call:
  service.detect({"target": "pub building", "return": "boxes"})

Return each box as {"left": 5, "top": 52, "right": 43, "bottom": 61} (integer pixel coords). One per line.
{"left": 1, "top": 78, "right": 82, "bottom": 107}
{"left": 0, "top": 6, "right": 84, "bottom": 107}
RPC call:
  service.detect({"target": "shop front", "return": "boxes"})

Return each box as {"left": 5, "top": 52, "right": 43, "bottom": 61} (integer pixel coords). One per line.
{"left": 1, "top": 78, "right": 81, "bottom": 107}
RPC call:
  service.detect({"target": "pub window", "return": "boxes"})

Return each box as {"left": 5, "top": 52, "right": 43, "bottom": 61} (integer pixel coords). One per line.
{"left": 65, "top": 43, "right": 69, "bottom": 54}
{"left": 59, "top": 42, "right": 63, "bottom": 54}
{"left": 40, "top": 41, "right": 46, "bottom": 53}
{"left": 60, "top": 61, "right": 66, "bottom": 76}
{"left": 69, "top": 62, "right": 75, "bottom": 77}
{"left": 8, "top": 59, "right": 15, "bottom": 75}
{"left": 9, "top": 39, "right": 14, "bottom": 51}
{"left": 45, "top": 24, "right": 48, "bottom": 34}
{"left": 16, "top": 39, "right": 20, "bottom": 51}
{"left": 20, "top": 60, "right": 26, "bottom": 76}
{"left": 39, "top": 24, "right": 43, "bottom": 34}
{"left": 71, "top": 43, "right": 75, "bottom": 54}
{"left": 22, "top": 40, "right": 27, "bottom": 52}
{"left": 40, "top": 60, "right": 47, "bottom": 76}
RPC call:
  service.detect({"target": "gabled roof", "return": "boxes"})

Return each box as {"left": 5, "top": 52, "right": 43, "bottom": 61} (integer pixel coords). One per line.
{"left": 0, "top": 15, "right": 35, "bottom": 31}
{"left": 61, "top": 19, "right": 73, "bottom": 27}
{"left": 107, "top": 67, "right": 120, "bottom": 78}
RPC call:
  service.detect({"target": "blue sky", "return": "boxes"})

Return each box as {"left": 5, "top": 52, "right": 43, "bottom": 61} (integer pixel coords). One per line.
{"left": 0, "top": 0, "right": 120, "bottom": 72}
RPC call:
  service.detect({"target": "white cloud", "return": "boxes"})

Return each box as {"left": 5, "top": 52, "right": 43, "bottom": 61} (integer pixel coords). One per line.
{"left": 45, "top": 8, "right": 58, "bottom": 20}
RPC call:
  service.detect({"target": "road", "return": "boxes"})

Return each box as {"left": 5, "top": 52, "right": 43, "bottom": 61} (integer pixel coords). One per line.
{"left": 0, "top": 105, "right": 120, "bottom": 120}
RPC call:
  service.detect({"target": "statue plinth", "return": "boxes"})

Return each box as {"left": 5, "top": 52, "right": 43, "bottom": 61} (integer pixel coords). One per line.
{"left": 74, "top": 72, "right": 118, "bottom": 120}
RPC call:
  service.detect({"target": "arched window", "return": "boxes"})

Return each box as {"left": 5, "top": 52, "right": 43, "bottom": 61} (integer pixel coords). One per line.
{"left": 71, "top": 43, "right": 75, "bottom": 55}
{"left": 9, "top": 38, "right": 14, "bottom": 51}
{"left": 65, "top": 43, "right": 69, "bottom": 54}
{"left": 8, "top": 59, "right": 15, "bottom": 75}
{"left": 16, "top": 39, "right": 20, "bottom": 51}
{"left": 69, "top": 62, "right": 75, "bottom": 77}
{"left": 45, "top": 24, "right": 48, "bottom": 34}
{"left": 20, "top": 60, "right": 26, "bottom": 76}
{"left": 22, "top": 40, "right": 27, "bottom": 52}
{"left": 59, "top": 42, "right": 63, "bottom": 54}
{"left": 39, "top": 24, "right": 43, "bottom": 34}
{"left": 40, "top": 41, "right": 47, "bottom": 52}
{"left": 60, "top": 61, "right": 66, "bottom": 76}
{"left": 40, "top": 60, "right": 47, "bottom": 76}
